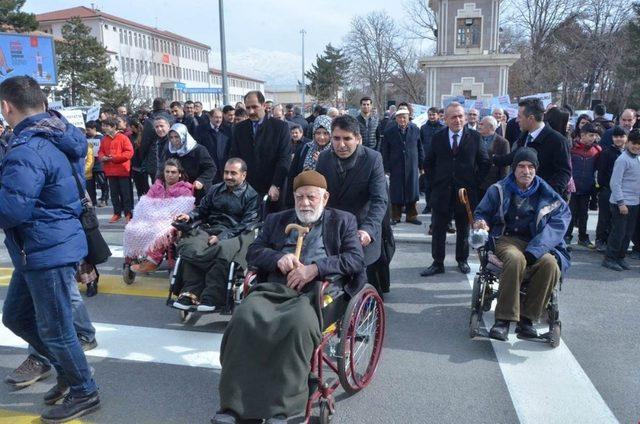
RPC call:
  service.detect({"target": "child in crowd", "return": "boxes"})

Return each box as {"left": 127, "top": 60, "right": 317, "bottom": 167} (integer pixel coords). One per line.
{"left": 566, "top": 123, "right": 601, "bottom": 248}
{"left": 98, "top": 118, "right": 134, "bottom": 223}
{"left": 602, "top": 129, "right": 640, "bottom": 271}
{"left": 595, "top": 126, "right": 627, "bottom": 252}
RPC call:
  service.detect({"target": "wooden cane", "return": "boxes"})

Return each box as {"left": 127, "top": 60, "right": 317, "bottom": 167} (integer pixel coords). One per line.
{"left": 458, "top": 188, "right": 474, "bottom": 227}
{"left": 285, "top": 223, "right": 310, "bottom": 262}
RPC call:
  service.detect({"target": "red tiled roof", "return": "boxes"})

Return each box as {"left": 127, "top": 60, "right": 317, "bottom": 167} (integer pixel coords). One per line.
{"left": 209, "top": 68, "right": 264, "bottom": 84}
{"left": 36, "top": 6, "right": 210, "bottom": 50}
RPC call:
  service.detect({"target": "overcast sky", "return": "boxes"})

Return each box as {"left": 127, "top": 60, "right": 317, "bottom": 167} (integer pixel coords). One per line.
{"left": 25, "top": 0, "right": 423, "bottom": 88}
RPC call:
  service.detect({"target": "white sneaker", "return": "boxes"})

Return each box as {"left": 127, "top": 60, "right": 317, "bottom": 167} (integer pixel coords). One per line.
{"left": 197, "top": 304, "right": 217, "bottom": 312}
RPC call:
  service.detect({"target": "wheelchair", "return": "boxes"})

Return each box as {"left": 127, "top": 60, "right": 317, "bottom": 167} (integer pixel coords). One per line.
{"left": 164, "top": 219, "right": 259, "bottom": 323}
{"left": 468, "top": 243, "right": 562, "bottom": 348}
{"left": 241, "top": 272, "right": 386, "bottom": 424}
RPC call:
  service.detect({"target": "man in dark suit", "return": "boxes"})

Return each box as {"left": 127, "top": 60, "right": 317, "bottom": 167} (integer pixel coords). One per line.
{"left": 229, "top": 90, "right": 291, "bottom": 210}
{"left": 419, "top": 107, "right": 445, "bottom": 213}
{"left": 196, "top": 108, "right": 232, "bottom": 183}
{"left": 493, "top": 98, "right": 571, "bottom": 197}
{"left": 421, "top": 102, "right": 490, "bottom": 277}
{"left": 315, "top": 115, "right": 390, "bottom": 295}
{"left": 213, "top": 171, "right": 364, "bottom": 424}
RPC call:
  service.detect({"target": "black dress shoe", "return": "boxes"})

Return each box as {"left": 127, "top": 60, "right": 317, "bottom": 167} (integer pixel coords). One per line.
{"left": 457, "top": 261, "right": 470, "bottom": 274}
{"left": 489, "top": 320, "right": 510, "bottom": 341}
{"left": 515, "top": 317, "right": 538, "bottom": 338}
{"left": 41, "top": 392, "right": 100, "bottom": 423}
{"left": 420, "top": 264, "right": 445, "bottom": 277}
{"left": 86, "top": 280, "right": 98, "bottom": 297}
{"left": 406, "top": 219, "right": 422, "bottom": 225}
{"left": 447, "top": 224, "right": 456, "bottom": 234}
{"left": 390, "top": 219, "right": 399, "bottom": 226}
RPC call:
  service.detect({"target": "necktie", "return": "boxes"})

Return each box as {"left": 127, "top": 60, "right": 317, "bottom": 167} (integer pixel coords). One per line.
{"left": 452, "top": 133, "right": 459, "bottom": 155}
{"left": 252, "top": 121, "right": 260, "bottom": 136}
{"left": 525, "top": 134, "right": 533, "bottom": 147}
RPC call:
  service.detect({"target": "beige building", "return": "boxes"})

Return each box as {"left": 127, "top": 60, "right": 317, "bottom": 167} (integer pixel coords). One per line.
{"left": 419, "top": 0, "right": 519, "bottom": 107}
{"left": 37, "top": 6, "right": 264, "bottom": 108}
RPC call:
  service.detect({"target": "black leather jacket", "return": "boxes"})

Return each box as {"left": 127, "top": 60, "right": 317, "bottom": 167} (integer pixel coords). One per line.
{"left": 188, "top": 181, "right": 259, "bottom": 240}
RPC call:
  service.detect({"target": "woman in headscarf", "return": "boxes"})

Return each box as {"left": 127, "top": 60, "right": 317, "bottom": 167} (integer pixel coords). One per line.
{"left": 285, "top": 114, "right": 333, "bottom": 207}
{"left": 124, "top": 158, "right": 195, "bottom": 274}
{"left": 165, "top": 122, "right": 216, "bottom": 204}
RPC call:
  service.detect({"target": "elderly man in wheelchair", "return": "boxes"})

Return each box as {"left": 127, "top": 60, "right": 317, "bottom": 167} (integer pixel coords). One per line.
{"left": 472, "top": 148, "right": 571, "bottom": 342}
{"left": 171, "top": 157, "right": 259, "bottom": 312}
{"left": 212, "top": 170, "right": 372, "bottom": 424}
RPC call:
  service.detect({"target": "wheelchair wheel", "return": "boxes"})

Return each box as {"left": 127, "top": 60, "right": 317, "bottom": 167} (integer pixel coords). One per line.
{"left": 123, "top": 263, "right": 136, "bottom": 285}
{"left": 178, "top": 310, "right": 200, "bottom": 325}
{"left": 469, "top": 311, "right": 480, "bottom": 338}
{"left": 549, "top": 321, "right": 561, "bottom": 348}
{"left": 337, "top": 285, "right": 385, "bottom": 395}
{"left": 318, "top": 399, "right": 332, "bottom": 424}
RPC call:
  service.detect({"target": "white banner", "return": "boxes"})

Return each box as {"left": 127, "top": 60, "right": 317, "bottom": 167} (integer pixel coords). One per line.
{"left": 86, "top": 105, "right": 101, "bottom": 123}
{"left": 60, "top": 109, "right": 85, "bottom": 129}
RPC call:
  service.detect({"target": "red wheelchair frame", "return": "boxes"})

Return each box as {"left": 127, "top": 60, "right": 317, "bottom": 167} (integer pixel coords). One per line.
{"left": 242, "top": 273, "right": 386, "bottom": 424}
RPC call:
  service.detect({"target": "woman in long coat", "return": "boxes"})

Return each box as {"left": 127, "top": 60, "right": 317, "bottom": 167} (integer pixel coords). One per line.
{"left": 382, "top": 107, "right": 423, "bottom": 225}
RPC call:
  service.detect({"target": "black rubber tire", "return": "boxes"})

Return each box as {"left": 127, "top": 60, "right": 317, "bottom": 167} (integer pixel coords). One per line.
{"left": 123, "top": 263, "right": 136, "bottom": 285}
{"left": 469, "top": 311, "right": 480, "bottom": 338}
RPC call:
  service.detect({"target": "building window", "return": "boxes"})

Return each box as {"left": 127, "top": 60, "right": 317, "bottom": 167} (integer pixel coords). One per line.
{"left": 456, "top": 18, "right": 481, "bottom": 49}
{"left": 128, "top": 31, "right": 132, "bottom": 45}
{"left": 119, "top": 29, "right": 123, "bottom": 43}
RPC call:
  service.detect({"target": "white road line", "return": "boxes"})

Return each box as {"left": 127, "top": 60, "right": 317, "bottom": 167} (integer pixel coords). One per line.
{"left": 0, "top": 315, "right": 222, "bottom": 370}
{"left": 465, "top": 262, "right": 618, "bottom": 424}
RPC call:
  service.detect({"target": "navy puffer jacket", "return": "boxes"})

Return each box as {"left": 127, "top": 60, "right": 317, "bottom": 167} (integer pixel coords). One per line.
{"left": 0, "top": 112, "right": 88, "bottom": 270}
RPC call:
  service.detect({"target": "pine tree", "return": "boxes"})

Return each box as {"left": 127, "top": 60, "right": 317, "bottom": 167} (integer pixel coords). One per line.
{"left": 0, "top": 0, "right": 38, "bottom": 32}
{"left": 56, "top": 17, "right": 129, "bottom": 106}
{"left": 305, "top": 44, "right": 350, "bottom": 104}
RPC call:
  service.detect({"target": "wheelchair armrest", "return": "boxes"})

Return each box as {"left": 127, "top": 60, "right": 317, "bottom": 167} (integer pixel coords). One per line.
{"left": 243, "top": 270, "right": 258, "bottom": 297}
{"left": 243, "top": 221, "right": 262, "bottom": 234}
{"left": 171, "top": 219, "right": 202, "bottom": 232}
{"left": 323, "top": 274, "right": 343, "bottom": 284}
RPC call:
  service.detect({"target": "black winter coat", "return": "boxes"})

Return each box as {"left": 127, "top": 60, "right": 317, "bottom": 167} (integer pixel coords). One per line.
{"left": 195, "top": 124, "right": 232, "bottom": 183}
{"left": 315, "top": 147, "right": 388, "bottom": 265}
{"left": 189, "top": 181, "right": 259, "bottom": 240}
{"left": 167, "top": 144, "right": 217, "bottom": 200}
{"left": 382, "top": 123, "right": 423, "bottom": 204}
{"left": 177, "top": 115, "right": 199, "bottom": 138}
{"left": 597, "top": 145, "right": 623, "bottom": 189}
{"left": 424, "top": 127, "right": 490, "bottom": 212}
{"left": 247, "top": 208, "right": 365, "bottom": 296}
{"left": 229, "top": 117, "right": 291, "bottom": 194}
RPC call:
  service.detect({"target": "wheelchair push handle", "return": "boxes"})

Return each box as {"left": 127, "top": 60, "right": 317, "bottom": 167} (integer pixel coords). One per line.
{"left": 458, "top": 188, "right": 474, "bottom": 227}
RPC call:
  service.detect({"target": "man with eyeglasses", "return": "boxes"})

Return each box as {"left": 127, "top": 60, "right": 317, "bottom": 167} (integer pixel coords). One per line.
{"left": 229, "top": 90, "right": 291, "bottom": 212}
{"left": 465, "top": 108, "right": 480, "bottom": 131}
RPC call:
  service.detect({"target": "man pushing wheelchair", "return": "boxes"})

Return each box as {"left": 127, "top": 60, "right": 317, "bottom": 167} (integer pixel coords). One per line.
{"left": 473, "top": 148, "right": 571, "bottom": 341}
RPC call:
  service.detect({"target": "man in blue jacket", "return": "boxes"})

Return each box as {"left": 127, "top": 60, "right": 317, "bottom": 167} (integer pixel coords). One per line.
{"left": 473, "top": 148, "right": 570, "bottom": 341}
{"left": 0, "top": 76, "right": 99, "bottom": 422}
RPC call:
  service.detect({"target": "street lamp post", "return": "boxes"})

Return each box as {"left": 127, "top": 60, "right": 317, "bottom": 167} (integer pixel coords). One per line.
{"left": 300, "top": 29, "right": 306, "bottom": 113}
{"left": 219, "top": 0, "right": 229, "bottom": 105}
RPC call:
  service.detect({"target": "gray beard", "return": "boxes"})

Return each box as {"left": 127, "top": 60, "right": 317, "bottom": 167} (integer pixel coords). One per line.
{"left": 295, "top": 206, "right": 324, "bottom": 225}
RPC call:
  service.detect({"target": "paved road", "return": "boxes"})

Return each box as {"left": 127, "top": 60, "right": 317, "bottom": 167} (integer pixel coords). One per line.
{"left": 0, "top": 206, "right": 638, "bottom": 423}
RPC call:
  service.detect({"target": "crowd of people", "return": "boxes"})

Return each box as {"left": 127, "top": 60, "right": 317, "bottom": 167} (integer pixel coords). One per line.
{"left": 1, "top": 72, "right": 640, "bottom": 423}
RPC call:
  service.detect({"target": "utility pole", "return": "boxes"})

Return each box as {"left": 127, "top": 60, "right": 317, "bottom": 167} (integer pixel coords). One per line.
{"left": 219, "top": 0, "right": 229, "bottom": 105}
{"left": 300, "top": 29, "right": 306, "bottom": 113}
